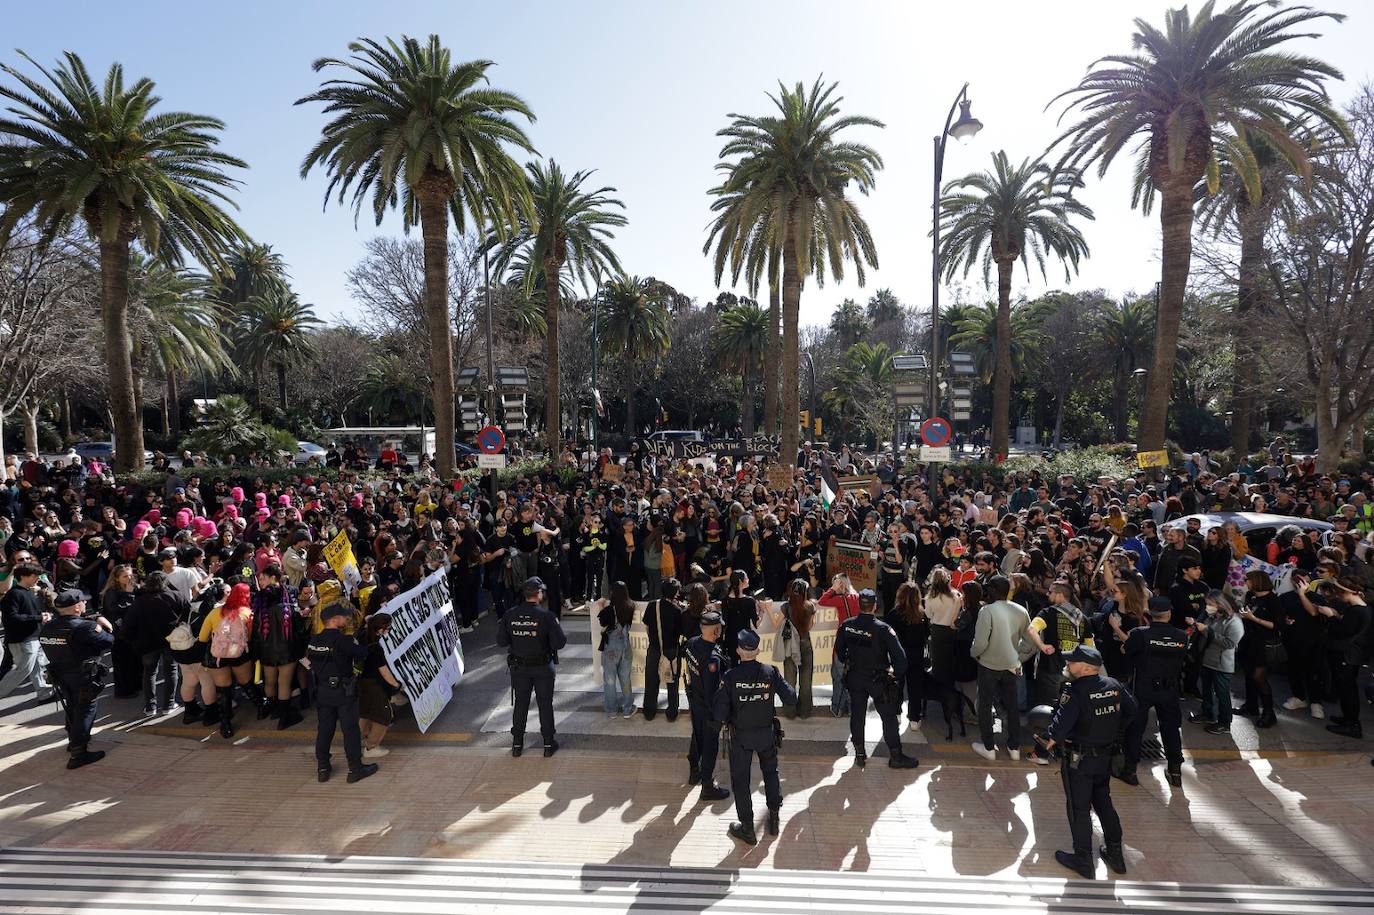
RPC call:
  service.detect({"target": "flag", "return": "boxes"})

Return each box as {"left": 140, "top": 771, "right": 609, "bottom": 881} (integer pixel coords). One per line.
{"left": 820, "top": 476, "right": 836, "bottom": 511}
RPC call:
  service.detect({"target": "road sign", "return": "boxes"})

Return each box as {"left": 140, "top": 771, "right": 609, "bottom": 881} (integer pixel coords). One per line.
{"left": 919, "top": 445, "right": 952, "bottom": 463}
{"left": 477, "top": 453, "right": 507, "bottom": 470}
{"left": 920, "top": 417, "right": 953, "bottom": 448}
{"left": 952, "top": 410, "right": 972, "bottom": 421}
{"left": 477, "top": 425, "right": 506, "bottom": 455}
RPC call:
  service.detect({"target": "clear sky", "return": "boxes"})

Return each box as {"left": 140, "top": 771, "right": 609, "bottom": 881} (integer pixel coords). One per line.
{"left": 6, "top": 1, "right": 1371, "bottom": 327}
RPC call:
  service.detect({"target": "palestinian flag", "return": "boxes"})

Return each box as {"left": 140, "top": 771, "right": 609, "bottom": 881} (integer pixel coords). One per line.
{"left": 819, "top": 476, "right": 836, "bottom": 511}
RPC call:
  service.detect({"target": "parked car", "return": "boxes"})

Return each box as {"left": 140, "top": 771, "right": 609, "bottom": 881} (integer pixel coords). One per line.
{"left": 645, "top": 429, "right": 707, "bottom": 444}
{"left": 72, "top": 441, "right": 115, "bottom": 462}
{"left": 293, "top": 441, "right": 327, "bottom": 465}
{"left": 1162, "top": 512, "right": 1334, "bottom": 555}
{"left": 454, "top": 441, "right": 482, "bottom": 457}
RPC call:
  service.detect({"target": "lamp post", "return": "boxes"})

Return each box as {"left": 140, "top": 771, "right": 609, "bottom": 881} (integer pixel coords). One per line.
{"left": 930, "top": 83, "right": 984, "bottom": 419}
{"left": 591, "top": 286, "right": 600, "bottom": 454}
{"left": 802, "top": 351, "right": 817, "bottom": 443}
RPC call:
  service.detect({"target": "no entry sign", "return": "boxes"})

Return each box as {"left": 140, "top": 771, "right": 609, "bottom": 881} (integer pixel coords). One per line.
{"left": 477, "top": 425, "right": 506, "bottom": 455}
{"left": 920, "top": 417, "right": 953, "bottom": 448}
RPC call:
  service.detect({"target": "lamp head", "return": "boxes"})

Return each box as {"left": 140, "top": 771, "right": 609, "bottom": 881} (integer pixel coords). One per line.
{"left": 949, "top": 98, "right": 983, "bottom": 143}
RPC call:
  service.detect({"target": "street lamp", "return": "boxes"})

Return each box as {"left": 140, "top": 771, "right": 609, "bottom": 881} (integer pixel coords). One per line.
{"left": 802, "top": 351, "right": 817, "bottom": 443}
{"left": 931, "top": 83, "right": 983, "bottom": 418}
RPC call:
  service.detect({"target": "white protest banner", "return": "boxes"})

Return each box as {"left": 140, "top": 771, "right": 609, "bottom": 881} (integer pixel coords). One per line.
{"left": 377, "top": 568, "right": 464, "bottom": 732}
{"left": 588, "top": 598, "right": 840, "bottom": 690}
{"left": 1234, "top": 554, "right": 1297, "bottom": 594}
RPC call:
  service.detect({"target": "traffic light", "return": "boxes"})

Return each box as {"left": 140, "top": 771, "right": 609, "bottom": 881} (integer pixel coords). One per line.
{"left": 800, "top": 410, "right": 810, "bottom": 432}
{"left": 458, "top": 393, "right": 482, "bottom": 432}
{"left": 501, "top": 393, "right": 527, "bottom": 432}
{"left": 813, "top": 417, "right": 823, "bottom": 437}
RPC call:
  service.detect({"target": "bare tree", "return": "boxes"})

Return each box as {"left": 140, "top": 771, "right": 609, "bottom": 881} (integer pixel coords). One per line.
{"left": 1264, "top": 88, "right": 1374, "bottom": 472}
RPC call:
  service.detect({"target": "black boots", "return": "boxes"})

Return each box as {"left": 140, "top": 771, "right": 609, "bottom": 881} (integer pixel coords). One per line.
{"left": 767, "top": 809, "right": 780, "bottom": 836}
{"left": 1099, "top": 844, "right": 1127, "bottom": 875}
{"left": 888, "top": 752, "right": 919, "bottom": 769}
{"left": 67, "top": 750, "right": 105, "bottom": 770}
{"left": 277, "top": 699, "right": 304, "bottom": 730}
{"left": 201, "top": 697, "right": 220, "bottom": 727}
{"left": 543, "top": 740, "right": 560, "bottom": 758}
{"left": 1116, "top": 768, "right": 1139, "bottom": 786}
{"left": 699, "top": 783, "right": 730, "bottom": 803}
{"left": 218, "top": 692, "right": 235, "bottom": 739}
{"left": 688, "top": 765, "right": 702, "bottom": 786}
{"left": 181, "top": 701, "right": 202, "bottom": 725}
{"left": 1055, "top": 850, "right": 1095, "bottom": 879}
{"left": 728, "top": 822, "right": 758, "bottom": 846}
{"left": 347, "top": 763, "right": 379, "bottom": 783}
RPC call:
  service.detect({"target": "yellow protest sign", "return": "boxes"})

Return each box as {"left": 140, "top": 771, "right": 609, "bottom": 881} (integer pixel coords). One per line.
{"left": 322, "top": 529, "right": 361, "bottom": 594}
{"left": 1136, "top": 449, "right": 1169, "bottom": 469}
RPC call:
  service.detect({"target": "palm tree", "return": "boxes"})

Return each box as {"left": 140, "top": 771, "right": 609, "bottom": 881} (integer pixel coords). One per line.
{"left": 866, "top": 288, "right": 903, "bottom": 325}
{"left": 1051, "top": 1, "right": 1347, "bottom": 451}
{"left": 216, "top": 241, "right": 288, "bottom": 306}
{"left": 823, "top": 341, "right": 893, "bottom": 446}
{"left": 1093, "top": 296, "right": 1157, "bottom": 441}
{"left": 597, "top": 275, "right": 670, "bottom": 436}
{"left": 360, "top": 352, "right": 427, "bottom": 424}
{"left": 949, "top": 301, "right": 1036, "bottom": 387}
{"left": 128, "top": 256, "right": 234, "bottom": 438}
{"left": 939, "top": 150, "right": 1093, "bottom": 460}
{"left": 707, "top": 77, "right": 883, "bottom": 468}
{"left": 829, "top": 298, "right": 869, "bottom": 348}
{"left": 236, "top": 289, "right": 322, "bottom": 409}
{"left": 488, "top": 160, "right": 626, "bottom": 453}
{"left": 0, "top": 51, "right": 246, "bottom": 470}
{"left": 715, "top": 301, "right": 770, "bottom": 434}
{"left": 298, "top": 36, "right": 536, "bottom": 478}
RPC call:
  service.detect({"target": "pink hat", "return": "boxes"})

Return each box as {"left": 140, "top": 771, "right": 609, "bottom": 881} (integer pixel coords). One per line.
{"left": 254, "top": 492, "right": 267, "bottom": 505}
{"left": 132, "top": 521, "right": 151, "bottom": 540}
{"left": 195, "top": 518, "right": 218, "bottom": 539}
{"left": 57, "top": 539, "right": 79, "bottom": 559}
{"left": 230, "top": 487, "right": 245, "bottom": 503}
{"left": 174, "top": 509, "right": 192, "bottom": 529}
{"left": 255, "top": 507, "right": 271, "bottom": 522}
{"left": 278, "top": 494, "right": 291, "bottom": 507}
{"left": 145, "top": 509, "right": 162, "bottom": 524}
{"left": 221, "top": 504, "right": 239, "bottom": 520}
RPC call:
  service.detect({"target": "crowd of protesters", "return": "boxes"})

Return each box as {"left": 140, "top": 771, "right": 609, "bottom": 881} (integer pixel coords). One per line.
{"left": 2, "top": 433, "right": 1373, "bottom": 769}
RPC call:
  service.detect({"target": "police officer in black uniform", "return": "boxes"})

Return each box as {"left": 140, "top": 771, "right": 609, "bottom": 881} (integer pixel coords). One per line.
{"left": 714, "top": 629, "right": 796, "bottom": 845}
{"left": 1120, "top": 596, "right": 1186, "bottom": 788}
{"left": 306, "top": 602, "right": 377, "bottom": 784}
{"left": 1042, "top": 645, "right": 1137, "bottom": 879}
{"left": 497, "top": 576, "right": 568, "bottom": 757}
{"left": 833, "top": 589, "right": 920, "bottom": 769}
{"left": 39, "top": 589, "right": 114, "bottom": 770}
{"left": 683, "top": 609, "right": 730, "bottom": 802}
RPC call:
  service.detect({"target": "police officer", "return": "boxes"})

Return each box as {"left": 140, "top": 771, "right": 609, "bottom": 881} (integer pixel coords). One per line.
{"left": 38, "top": 590, "right": 113, "bottom": 770}
{"left": 714, "top": 629, "right": 796, "bottom": 845}
{"left": 497, "top": 576, "right": 567, "bottom": 758}
{"left": 683, "top": 610, "right": 730, "bottom": 802}
{"left": 1042, "top": 645, "right": 1137, "bottom": 879}
{"left": 1120, "top": 596, "right": 1186, "bottom": 788}
{"left": 306, "top": 602, "right": 377, "bottom": 784}
{"left": 833, "top": 589, "right": 920, "bottom": 769}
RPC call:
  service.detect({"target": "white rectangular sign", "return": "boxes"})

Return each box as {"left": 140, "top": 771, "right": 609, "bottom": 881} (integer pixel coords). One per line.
{"left": 477, "top": 453, "right": 508, "bottom": 469}
{"left": 920, "top": 445, "right": 952, "bottom": 462}
{"left": 377, "top": 568, "right": 464, "bottom": 732}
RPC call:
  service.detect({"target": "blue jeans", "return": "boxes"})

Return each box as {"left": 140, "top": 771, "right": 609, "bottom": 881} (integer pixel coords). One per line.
{"left": 1200, "top": 667, "right": 1233, "bottom": 727}
{"left": 602, "top": 647, "right": 633, "bottom": 714}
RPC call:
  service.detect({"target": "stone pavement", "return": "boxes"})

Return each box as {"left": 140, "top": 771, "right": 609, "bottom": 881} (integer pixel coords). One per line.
{"left": 2, "top": 708, "right": 1372, "bottom": 891}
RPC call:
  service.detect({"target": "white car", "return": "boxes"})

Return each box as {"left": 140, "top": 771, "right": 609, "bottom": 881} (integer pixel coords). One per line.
{"left": 293, "top": 441, "right": 328, "bottom": 465}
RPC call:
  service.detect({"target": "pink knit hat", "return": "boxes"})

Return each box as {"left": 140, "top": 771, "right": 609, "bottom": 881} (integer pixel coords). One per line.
{"left": 132, "top": 521, "right": 151, "bottom": 540}
{"left": 230, "top": 486, "right": 245, "bottom": 503}
{"left": 57, "top": 539, "right": 79, "bottom": 559}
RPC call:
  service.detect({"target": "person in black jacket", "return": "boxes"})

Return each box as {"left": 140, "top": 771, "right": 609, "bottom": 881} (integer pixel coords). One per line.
{"left": 39, "top": 589, "right": 114, "bottom": 769}
{"left": 122, "top": 571, "right": 187, "bottom": 714}
{"left": 643, "top": 577, "right": 684, "bottom": 721}
{"left": 1309, "top": 581, "right": 1372, "bottom": 738}
{"left": 497, "top": 577, "right": 568, "bottom": 757}
{"left": 307, "top": 602, "right": 376, "bottom": 784}
{"left": 0, "top": 564, "right": 54, "bottom": 700}
{"left": 834, "top": 589, "right": 920, "bottom": 769}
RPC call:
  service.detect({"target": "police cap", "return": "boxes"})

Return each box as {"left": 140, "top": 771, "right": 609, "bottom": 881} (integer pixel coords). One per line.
{"left": 857, "top": 588, "right": 878, "bottom": 607}
{"left": 53, "top": 589, "right": 88, "bottom": 609}
{"left": 700, "top": 610, "right": 723, "bottom": 627}
{"left": 522, "top": 576, "right": 546, "bottom": 597}
{"left": 1065, "top": 644, "right": 1104, "bottom": 666}
{"left": 737, "top": 629, "right": 760, "bottom": 651}
{"left": 319, "top": 602, "right": 352, "bottom": 623}
{"left": 1146, "top": 595, "right": 1174, "bottom": 618}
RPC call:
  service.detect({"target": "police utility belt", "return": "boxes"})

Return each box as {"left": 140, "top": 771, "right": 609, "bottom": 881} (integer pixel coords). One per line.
{"left": 1064, "top": 741, "right": 1116, "bottom": 758}
{"left": 508, "top": 653, "right": 555, "bottom": 667}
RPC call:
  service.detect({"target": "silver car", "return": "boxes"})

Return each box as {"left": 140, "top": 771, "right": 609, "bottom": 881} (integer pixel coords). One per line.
{"left": 1162, "top": 511, "right": 1333, "bottom": 553}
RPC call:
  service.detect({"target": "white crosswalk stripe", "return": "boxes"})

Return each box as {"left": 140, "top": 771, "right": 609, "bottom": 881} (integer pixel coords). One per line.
{"left": 2, "top": 847, "right": 1371, "bottom": 914}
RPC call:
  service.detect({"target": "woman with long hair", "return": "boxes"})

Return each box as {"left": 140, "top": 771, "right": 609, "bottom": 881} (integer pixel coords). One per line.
{"left": 101, "top": 563, "right": 141, "bottom": 698}
{"left": 358, "top": 612, "right": 403, "bottom": 757}
{"left": 887, "top": 581, "right": 929, "bottom": 727}
{"left": 767, "top": 578, "right": 816, "bottom": 718}
{"left": 1237, "top": 569, "right": 1282, "bottom": 728}
{"left": 198, "top": 582, "right": 255, "bottom": 739}
{"left": 251, "top": 563, "right": 304, "bottom": 730}
{"left": 597, "top": 581, "right": 638, "bottom": 718}
{"left": 1200, "top": 526, "right": 1232, "bottom": 590}
{"left": 924, "top": 567, "right": 963, "bottom": 691}
{"left": 720, "top": 569, "right": 759, "bottom": 662}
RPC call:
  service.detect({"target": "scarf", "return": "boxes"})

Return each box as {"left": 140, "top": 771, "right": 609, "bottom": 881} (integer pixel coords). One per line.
{"left": 253, "top": 584, "right": 298, "bottom": 644}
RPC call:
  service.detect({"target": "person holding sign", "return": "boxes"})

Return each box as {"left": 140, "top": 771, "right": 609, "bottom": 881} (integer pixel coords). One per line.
{"left": 497, "top": 576, "right": 568, "bottom": 758}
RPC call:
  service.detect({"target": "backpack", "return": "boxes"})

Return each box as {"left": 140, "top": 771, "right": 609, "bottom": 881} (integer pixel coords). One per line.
{"left": 210, "top": 612, "right": 249, "bottom": 659}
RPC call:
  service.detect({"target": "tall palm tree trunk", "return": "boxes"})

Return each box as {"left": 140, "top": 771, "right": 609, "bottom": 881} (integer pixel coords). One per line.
{"left": 1138, "top": 187, "right": 1194, "bottom": 451}
{"left": 1230, "top": 213, "right": 1264, "bottom": 458}
{"left": 741, "top": 350, "right": 755, "bottom": 435}
{"left": 780, "top": 209, "right": 804, "bottom": 470}
{"left": 168, "top": 374, "right": 181, "bottom": 439}
{"left": 625, "top": 360, "right": 638, "bottom": 437}
{"left": 992, "top": 258, "right": 1013, "bottom": 460}
{"left": 276, "top": 362, "right": 288, "bottom": 410}
{"left": 763, "top": 280, "right": 780, "bottom": 435}
{"left": 417, "top": 184, "right": 455, "bottom": 479}
{"left": 100, "top": 237, "right": 144, "bottom": 471}
{"left": 1112, "top": 368, "right": 1130, "bottom": 442}
{"left": 543, "top": 253, "right": 563, "bottom": 456}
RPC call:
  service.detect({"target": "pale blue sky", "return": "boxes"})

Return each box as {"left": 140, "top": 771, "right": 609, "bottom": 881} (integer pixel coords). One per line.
{"left": 6, "top": 1, "right": 1371, "bottom": 326}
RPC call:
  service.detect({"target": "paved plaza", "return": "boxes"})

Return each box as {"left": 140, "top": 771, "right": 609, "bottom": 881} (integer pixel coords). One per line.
{"left": 2, "top": 612, "right": 1373, "bottom": 913}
